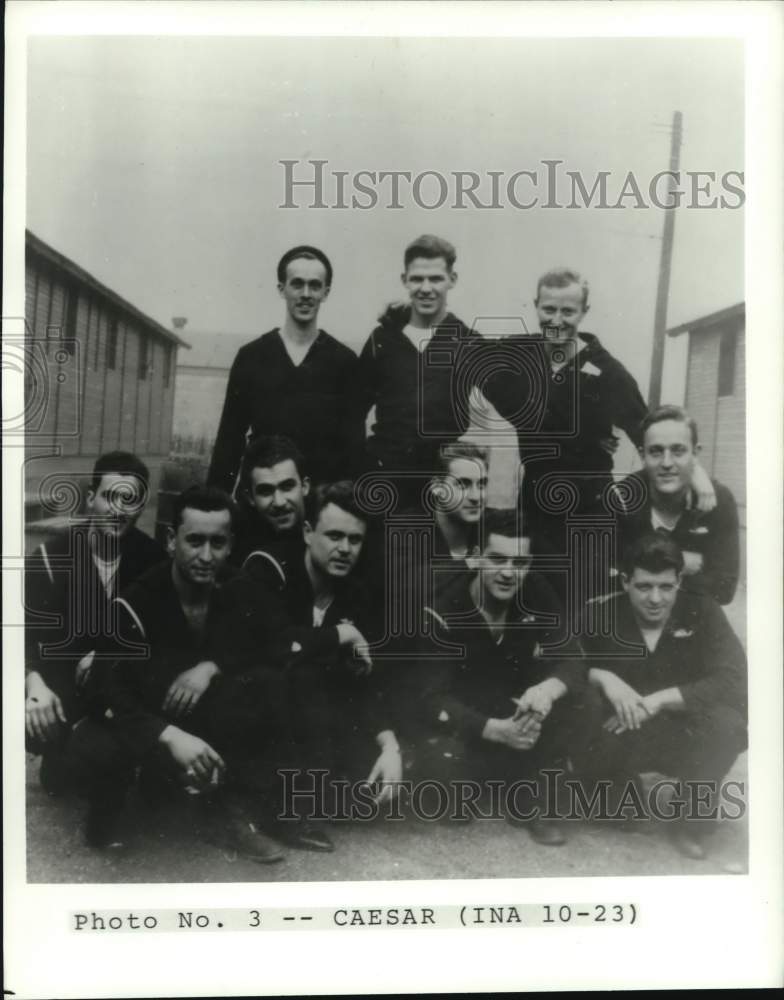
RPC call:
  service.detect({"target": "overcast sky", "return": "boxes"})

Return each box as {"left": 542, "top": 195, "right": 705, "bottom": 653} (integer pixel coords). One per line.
{"left": 27, "top": 36, "right": 743, "bottom": 397}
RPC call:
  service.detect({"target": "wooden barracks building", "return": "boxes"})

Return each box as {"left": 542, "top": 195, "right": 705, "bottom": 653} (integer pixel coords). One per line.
{"left": 23, "top": 230, "right": 188, "bottom": 531}
{"left": 666, "top": 301, "right": 746, "bottom": 528}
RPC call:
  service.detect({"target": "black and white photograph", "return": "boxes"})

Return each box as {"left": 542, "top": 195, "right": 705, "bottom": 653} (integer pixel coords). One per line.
{"left": 4, "top": 1, "right": 782, "bottom": 996}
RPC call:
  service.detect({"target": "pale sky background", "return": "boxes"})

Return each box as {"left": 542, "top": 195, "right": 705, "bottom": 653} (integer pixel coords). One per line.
{"left": 27, "top": 36, "right": 744, "bottom": 399}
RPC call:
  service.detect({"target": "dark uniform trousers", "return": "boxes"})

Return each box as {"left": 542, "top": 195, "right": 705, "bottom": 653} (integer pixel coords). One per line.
{"left": 406, "top": 680, "right": 605, "bottom": 819}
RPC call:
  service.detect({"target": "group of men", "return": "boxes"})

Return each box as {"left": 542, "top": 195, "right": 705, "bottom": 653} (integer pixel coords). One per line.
{"left": 25, "top": 235, "right": 746, "bottom": 866}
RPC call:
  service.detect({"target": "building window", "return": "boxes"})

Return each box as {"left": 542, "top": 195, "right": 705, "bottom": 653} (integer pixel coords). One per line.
{"left": 107, "top": 318, "right": 118, "bottom": 370}
{"left": 138, "top": 334, "right": 149, "bottom": 380}
{"left": 163, "top": 345, "right": 172, "bottom": 388}
{"left": 717, "top": 328, "right": 737, "bottom": 397}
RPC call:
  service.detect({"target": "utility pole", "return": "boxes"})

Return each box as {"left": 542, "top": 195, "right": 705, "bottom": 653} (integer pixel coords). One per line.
{"left": 648, "top": 110, "right": 682, "bottom": 407}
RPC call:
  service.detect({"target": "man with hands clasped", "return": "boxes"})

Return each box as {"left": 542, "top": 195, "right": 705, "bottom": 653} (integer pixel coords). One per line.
{"left": 408, "top": 508, "right": 601, "bottom": 845}
{"left": 583, "top": 534, "right": 747, "bottom": 859}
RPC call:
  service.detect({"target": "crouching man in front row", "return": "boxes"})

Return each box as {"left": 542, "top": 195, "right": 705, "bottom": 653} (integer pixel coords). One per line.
{"left": 583, "top": 534, "right": 748, "bottom": 859}
{"left": 405, "top": 508, "right": 601, "bottom": 845}
{"left": 67, "top": 485, "right": 324, "bottom": 861}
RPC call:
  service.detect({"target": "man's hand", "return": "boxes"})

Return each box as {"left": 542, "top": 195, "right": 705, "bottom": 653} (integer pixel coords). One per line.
{"left": 482, "top": 716, "right": 541, "bottom": 751}
{"left": 75, "top": 650, "right": 96, "bottom": 690}
{"left": 681, "top": 550, "right": 704, "bottom": 576}
{"left": 592, "top": 669, "right": 649, "bottom": 732}
{"left": 162, "top": 661, "right": 220, "bottom": 719}
{"left": 365, "top": 731, "right": 402, "bottom": 803}
{"left": 512, "top": 678, "right": 567, "bottom": 721}
{"left": 25, "top": 672, "right": 67, "bottom": 743}
{"left": 336, "top": 623, "right": 372, "bottom": 675}
{"left": 691, "top": 463, "right": 716, "bottom": 513}
{"left": 158, "top": 725, "right": 226, "bottom": 788}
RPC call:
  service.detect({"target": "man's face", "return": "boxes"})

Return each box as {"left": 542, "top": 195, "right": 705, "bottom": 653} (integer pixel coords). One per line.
{"left": 623, "top": 567, "right": 679, "bottom": 627}
{"left": 168, "top": 507, "right": 233, "bottom": 587}
{"left": 641, "top": 419, "right": 699, "bottom": 498}
{"left": 248, "top": 460, "right": 309, "bottom": 534}
{"left": 535, "top": 282, "right": 587, "bottom": 343}
{"left": 86, "top": 473, "right": 146, "bottom": 540}
{"left": 477, "top": 532, "right": 532, "bottom": 604}
{"left": 435, "top": 457, "right": 487, "bottom": 525}
{"left": 401, "top": 256, "right": 456, "bottom": 324}
{"left": 278, "top": 257, "right": 330, "bottom": 326}
{"left": 304, "top": 503, "right": 366, "bottom": 580}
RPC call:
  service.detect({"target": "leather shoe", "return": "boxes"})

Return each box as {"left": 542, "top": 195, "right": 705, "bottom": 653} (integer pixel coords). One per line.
{"left": 205, "top": 816, "right": 285, "bottom": 864}
{"left": 270, "top": 820, "right": 335, "bottom": 853}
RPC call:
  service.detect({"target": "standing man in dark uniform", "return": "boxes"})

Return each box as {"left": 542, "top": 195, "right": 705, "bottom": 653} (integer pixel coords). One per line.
{"left": 583, "top": 534, "right": 747, "bottom": 859}
{"left": 613, "top": 406, "right": 740, "bottom": 605}
{"left": 356, "top": 235, "right": 489, "bottom": 506}
{"left": 404, "top": 508, "right": 599, "bottom": 845}
{"left": 208, "top": 246, "right": 362, "bottom": 494}
{"left": 25, "top": 451, "right": 165, "bottom": 792}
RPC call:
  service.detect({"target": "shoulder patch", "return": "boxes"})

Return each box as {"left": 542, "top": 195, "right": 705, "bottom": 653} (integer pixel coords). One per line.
{"left": 581, "top": 361, "right": 602, "bottom": 376}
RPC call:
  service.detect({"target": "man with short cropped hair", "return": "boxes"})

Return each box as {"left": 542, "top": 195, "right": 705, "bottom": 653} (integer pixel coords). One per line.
{"left": 24, "top": 451, "right": 165, "bottom": 791}
{"left": 208, "top": 245, "right": 362, "bottom": 493}
{"left": 242, "top": 481, "right": 403, "bottom": 810}
{"left": 613, "top": 405, "right": 740, "bottom": 605}
{"left": 406, "top": 508, "right": 599, "bottom": 845}
{"left": 583, "top": 533, "right": 747, "bottom": 859}
{"left": 233, "top": 434, "right": 310, "bottom": 567}
{"left": 76, "top": 485, "right": 321, "bottom": 858}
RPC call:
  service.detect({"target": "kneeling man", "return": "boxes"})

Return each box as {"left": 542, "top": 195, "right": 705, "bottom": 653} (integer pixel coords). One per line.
{"left": 584, "top": 534, "right": 747, "bottom": 858}
{"left": 409, "top": 508, "right": 598, "bottom": 845}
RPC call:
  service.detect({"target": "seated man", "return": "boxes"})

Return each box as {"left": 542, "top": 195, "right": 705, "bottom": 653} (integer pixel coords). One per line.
{"left": 613, "top": 405, "right": 740, "bottom": 605}
{"left": 407, "top": 508, "right": 599, "bottom": 845}
{"left": 72, "top": 485, "right": 327, "bottom": 859}
{"left": 242, "top": 480, "right": 403, "bottom": 809}
{"left": 232, "top": 434, "right": 310, "bottom": 567}
{"left": 24, "top": 450, "right": 166, "bottom": 791}
{"left": 584, "top": 534, "right": 747, "bottom": 859}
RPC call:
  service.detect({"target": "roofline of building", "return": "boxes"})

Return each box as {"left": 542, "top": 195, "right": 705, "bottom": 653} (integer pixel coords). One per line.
{"left": 666, "top": 301, "right": 745, "bottom": 338}
{"left": 26, "top": 229, "right": 191, "bottom": 350}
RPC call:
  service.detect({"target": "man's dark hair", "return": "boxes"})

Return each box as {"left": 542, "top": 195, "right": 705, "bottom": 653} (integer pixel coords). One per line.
{"left": 435, "top": 440, "right": 489, "bottom": 477}
{"left": 306, "top": 480, "right": 367, "bottom": 529}
{"left": 621, "top": 533, "right": 684, "bottom": 577}
{"left": 483, "top": 507, "right": 526, "bottom": 544}
{"left": 277, "top": 245, "right": 333, "bottom": 287}
{"left": 404, "top": 234, "right": 456, "bottom": 271}
{"left": 90, "top": 451, "right": 150, "bottom": 493}
{"left": 171, "top": 484, "right": 238, "bottom": 533}
{"left": 240, "top": 435, "right": 306, "bottom": 493}
{"left": 640, "top": 405, "right": 699, "bottom": 448}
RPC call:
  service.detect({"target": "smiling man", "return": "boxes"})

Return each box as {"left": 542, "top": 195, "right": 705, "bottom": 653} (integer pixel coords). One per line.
{"left": 583, "top": 533, "right": 747, "bottom": 859}
{"left": 233, "top": 435, "right": 310, "bottom": 567}
{"left": 613, "top": 406, "right": 740, "bottom": 605}
{"left": 403, "top": 508, "right": 598, "bottom": 845}
{"left": 208, "top": 245, "right": 362, "bottom": 493}
{"left": 357, "top": 235, "right": 490, "bottom": 499}
{"left": 24, "top": 451, "right": 165, "bottom": 793}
